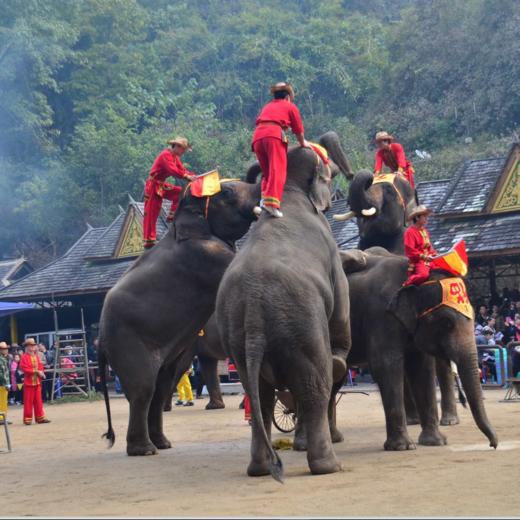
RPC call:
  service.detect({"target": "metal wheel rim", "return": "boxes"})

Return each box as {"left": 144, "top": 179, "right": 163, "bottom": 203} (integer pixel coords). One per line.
{"left": 272, "top": 397, "right": 296, "bottom": 433}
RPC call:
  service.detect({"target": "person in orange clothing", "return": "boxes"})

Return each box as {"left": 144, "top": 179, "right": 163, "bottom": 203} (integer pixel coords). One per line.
{"left": 403, "top": 205, "right": 437, "bottom": 287}
{"left": 252, "top": 82, "right": 310, "bottom": 218}
{"left": 374, "top": 131, "right": 416, "bottom": 189}
{"left": 143, "top": 136, "right": 197, "bottom": 248}
{"left": 19, "top": 338, "right": 50, "bottom": 425}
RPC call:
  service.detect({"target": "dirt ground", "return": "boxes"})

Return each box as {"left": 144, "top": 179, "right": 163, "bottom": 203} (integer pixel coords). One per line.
{"left": 1, "top": 388, "right": 519, "bottom": 518}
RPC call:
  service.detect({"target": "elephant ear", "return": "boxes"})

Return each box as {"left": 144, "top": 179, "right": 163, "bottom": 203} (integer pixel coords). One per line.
{"left": 387, "top": 285, "right": 418, "bottom": 335}
{"left": 309, "top": 159, "right": 332, "bottom": 212}
{"left": 173, "top": 194, "right": 212, "bottom": 242}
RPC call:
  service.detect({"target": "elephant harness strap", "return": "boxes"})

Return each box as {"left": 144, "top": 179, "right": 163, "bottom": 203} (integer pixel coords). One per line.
{"left": 417, "top": 278, "right": 474, "bottom": 320}
{"left": 373, "top": 173, "right": 407, "bottom": 211}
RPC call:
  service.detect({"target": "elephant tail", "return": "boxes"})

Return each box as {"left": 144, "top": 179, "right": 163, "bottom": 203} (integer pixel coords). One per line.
{"left": 98, "top": 347, "right": 115, "bottom": 448}
{"left": 245, "top": 334, "right": 284, "bottom": 483}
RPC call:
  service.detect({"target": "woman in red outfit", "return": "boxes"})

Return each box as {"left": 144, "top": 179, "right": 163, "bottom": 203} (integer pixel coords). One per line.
{"left": 403, "top": 205, "right": 437, "bottom": 287}
{"left": 252, "top": 82, "right": 310, "bottom": 218}
{"left": 374, "top": 131, "right": 416, "bottom": 189}
{"left": 143, "top": 136, "right": 197, "bottom": 248}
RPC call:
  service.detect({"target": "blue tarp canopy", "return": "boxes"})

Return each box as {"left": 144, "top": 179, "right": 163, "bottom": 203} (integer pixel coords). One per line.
{"left": 0, "top": 301, "right": 36, "bottom": 318}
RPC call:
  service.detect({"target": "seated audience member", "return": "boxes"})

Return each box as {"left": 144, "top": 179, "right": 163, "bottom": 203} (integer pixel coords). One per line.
{"left": 476, "top": 305, "right": 489, "bottom": 327}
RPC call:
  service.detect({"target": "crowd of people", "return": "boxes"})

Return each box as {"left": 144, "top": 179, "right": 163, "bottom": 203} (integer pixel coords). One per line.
{"left": 474, "top": 288, "right": 520, "bottom": 383}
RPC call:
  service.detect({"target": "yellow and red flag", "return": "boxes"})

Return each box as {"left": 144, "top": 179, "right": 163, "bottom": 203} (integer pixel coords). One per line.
{"left": 190, "top": 169, "right": 221, "bottom": 197}
{"left": 431, "top": 239, "right": 468, "bottom": 277}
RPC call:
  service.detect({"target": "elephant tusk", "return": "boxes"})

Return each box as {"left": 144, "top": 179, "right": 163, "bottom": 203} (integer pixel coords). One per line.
{"left": 361, "top": 207, "right": 377, "bottom": 217}
{"left": 253, "top": 206, "right": 262, "bottom": 216}
{"left": 332, "top": 211, "right": 356, "bottom": 221}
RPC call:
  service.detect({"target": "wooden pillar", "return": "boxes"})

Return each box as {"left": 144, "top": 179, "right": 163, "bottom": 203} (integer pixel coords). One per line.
{"left": 10, "top": 315, "right": 18, "bottom": 344}
{"left": 489, "top": 259, "right": 497, "bottom": 299}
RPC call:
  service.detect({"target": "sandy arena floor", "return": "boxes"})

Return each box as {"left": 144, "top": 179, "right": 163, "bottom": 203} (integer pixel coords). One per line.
{"left": 1, "top": 388, "right": 519, "bottom": 517}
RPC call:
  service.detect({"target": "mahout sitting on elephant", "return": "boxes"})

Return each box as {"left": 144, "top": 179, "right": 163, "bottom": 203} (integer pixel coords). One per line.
{"left": 338, "top": 247, "right": 498, "bottom": 451}
{"left": 98, "top": 179, "right": 260, "bottom": 456}
{"left": 216, "top": 132, "right": 352, "bottom": 481}
{"left": 335, "top": 170, "right": 461, "bottom": 427}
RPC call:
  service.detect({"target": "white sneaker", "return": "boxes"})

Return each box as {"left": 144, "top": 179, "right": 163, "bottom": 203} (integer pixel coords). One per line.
{"left": 260, "top": 201, "right": 283, "bottom": 218}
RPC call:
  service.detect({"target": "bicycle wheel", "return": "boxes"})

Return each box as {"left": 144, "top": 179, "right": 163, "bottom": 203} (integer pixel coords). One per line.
{"left": 272, "top": 397, "right": 297, "bottom": 433}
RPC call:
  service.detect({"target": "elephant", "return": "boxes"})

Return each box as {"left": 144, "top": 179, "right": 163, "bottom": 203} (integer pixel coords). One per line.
{"left": 98, "top": 179, "right": 260, "bottom": 456}
{"left": 216, "top": 132, "right": 352, "bottom": 481}
{"left": 338, "top": 247, "right": 498, "bottom": 451}
{"left": 164, "top": 313, "right": 227, "bottom": 411}
{"left": 334, "top": 170, "right": 461, "bottom": 427}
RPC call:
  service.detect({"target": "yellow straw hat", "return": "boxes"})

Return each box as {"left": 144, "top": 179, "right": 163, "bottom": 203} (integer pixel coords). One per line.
{"left": 408, "top": 204, "right": 433, "bottom": 221}
{"left": 270, "top": 82, "right": 295, "bottom": 101}
{"left": 375, "top": 131, "right": 394, "bottom": 142}
{"left": 167, "top": 136, "right": 192, "bottom": 151}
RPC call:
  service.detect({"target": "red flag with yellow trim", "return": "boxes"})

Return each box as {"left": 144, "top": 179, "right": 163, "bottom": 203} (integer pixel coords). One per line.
{"left": 431, "top": 239, "right": 468, "bottom": 277}
{"left": 190, "top": 169, "right": 221, "bottom": 197}
{"left": 309, "top": 142, "right": 329, "bottom": 164}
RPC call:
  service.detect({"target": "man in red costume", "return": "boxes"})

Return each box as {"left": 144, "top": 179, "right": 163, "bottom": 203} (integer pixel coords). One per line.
{"left": 252, "top": 82, "right": 310, "bottom": 218}
{"left": 403, "top": 205, "right": 437, "bottom": 287}
{"left": 143, "top": 136, "right": 197, "bottom": 248}
{"left": 20, "top": 338, "right": 50, "bottom": 425}
{"left": 374, "top": 131, "right": 416, "bottom": 189}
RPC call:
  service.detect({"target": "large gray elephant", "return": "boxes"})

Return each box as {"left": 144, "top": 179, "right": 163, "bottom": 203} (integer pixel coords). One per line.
{"left": 335, "top": 170, "right": 460, "bottom": 426}
{"left": 216, "top": 132, "right": 352, "bottom": 481}
{"left": 98, "top": 180, "right": 260, "bottom": 456}
{"left": 339, "top": 248, "right": 498, "bottom": 451}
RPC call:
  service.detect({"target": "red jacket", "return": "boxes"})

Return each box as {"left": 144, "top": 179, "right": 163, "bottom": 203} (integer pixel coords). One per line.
{"left": 252, "top": 99, "right": 304, "bottom": 144}
{"left": 404, "top": 225, "right": 437, "bottom": 264}
{"left": 374, "top": 143, "right": 413, "bottom": 175}
{"left": 149, "top": 149, "right": 193, "bottom": 183}
{"left": 20, "top": 353, "right": 43, "bottom": 387}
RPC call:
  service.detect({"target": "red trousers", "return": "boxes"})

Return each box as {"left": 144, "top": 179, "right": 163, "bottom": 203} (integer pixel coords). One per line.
{"left": 143, "top": 180, "right": 181, "bottom": 247}
{"left": 403, "top": 261, "right": 430, "bottom": 287}
{"left": 243, "top": 394, "right": 251, "bottom": 421}
{"left": 23, "top": 384, "right": 46, "bottom": 424}
{"left": 253, "top": 137, "right": 288, "bottom": 209}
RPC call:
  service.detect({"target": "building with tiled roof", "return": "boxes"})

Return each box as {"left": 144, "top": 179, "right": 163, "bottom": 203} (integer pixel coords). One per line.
{"left": 1, "top": 143, "right": 519, "bottom": 338}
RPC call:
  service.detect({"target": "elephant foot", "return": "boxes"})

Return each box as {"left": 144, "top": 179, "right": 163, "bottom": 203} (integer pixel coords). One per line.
{"left": 150, "top": 433, "right": 172, "bottom": 450}
{"left": 330, "top": 425, "right": 344, "bottom": 444}
{"left": 247, "top": 459, "right": 271, "bottom": 477}
{"left": 440, "top": 412, "right": 460, "bottom": 426}
{"left": 126, "top": 442, "right": 158, "bottom": 456}
{"left": 293, "top": 435, "right": 307, "bottom": 452}
{"left": 205, "top": 400, "right": 225, "bottom": 410}
{"left": 406, "top": 415, "right": 421, "bottom": 426}
{"left": 384, "top": 434, "right": 416, "bottom": 451}
{"left": 418, "top": 428, "right": 448, "bottom": 446}
{"left": 308, "top": 454, "right": 342, "bottom": 475}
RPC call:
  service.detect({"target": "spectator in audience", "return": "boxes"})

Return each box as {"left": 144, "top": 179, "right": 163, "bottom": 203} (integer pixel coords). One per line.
{"left": 38, "top": 344, "right": 52, "bottom": 402}
{"left": 477, "top": 326, "right": 496, "bottom": 346}
{"left": 476, "top": 305, "right": 489, "bottom": 326}
{"left": 175, "top": 365, "right": 194, "bottom": 407}
{"left": 502, "top": 316, "right": 517, "bottom": 344}
{"left": 9, "top": 353, "right": 23, "bottom": 404}
{"left": 60, "top": 348, "right": 78, "bottom": 389}
{"left": 87, "top": 338, "right": 100, "bottom": 391}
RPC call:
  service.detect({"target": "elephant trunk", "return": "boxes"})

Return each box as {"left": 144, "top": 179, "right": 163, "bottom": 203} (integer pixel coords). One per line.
{"left": 455, "top": 347, "right": 498, "bottom": 448}
{"left": 318, "top": 131, "right": 354, "bottom": 180}
{"left": 246, "top": 163, "right": 262, "bottom": 184}
{"left": 347, "top": 170, "right": 379, "bottom": 217}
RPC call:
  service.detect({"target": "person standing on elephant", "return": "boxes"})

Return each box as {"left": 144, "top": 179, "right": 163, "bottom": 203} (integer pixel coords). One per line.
{"left": 374, "top": 131, "right": 416, "bottom": 189}
{"left": 19, "top": 338, "right": 50, "bottom": 425}
{"left": 143, "top": 136, "right": 197, "bottom": 248}
{"left": 252, "top": 82, "right": 310, "bottom": 218}
{"left": 403, "top": 205, "right": 437, "bottom": 287}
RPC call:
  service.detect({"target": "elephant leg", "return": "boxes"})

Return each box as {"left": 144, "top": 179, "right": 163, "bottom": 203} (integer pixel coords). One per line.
{"left": 247, "top": 376, "right": 275, "bottom": 477}
{"left": 371, "top": 356, "right": 415, "bottom": 451}
{"left": 290, "top": 355, "right": 341, "bottom": 475}
{"left": 148, "top": 365, "right": 175, "bottom": 450}
{"left": 405, "top": 352, "right": 447, "bottom": 447}
{"left": 163, "top": 384, "right": 176, "bottom": 412}
{"left": 436, "top": 358, "right": 459, "bottom": 426}
{"left": 113, "top": 341, "right": 161, "bottom": 456}
{"left": 328, "top": 380, "right": 344, "bottom": 444}
{"left": 404, "top": 375, "right": 421, "bottom": 425}
{"left": 293, "top": 410, "right": 307, "bottom": 451}
{"left": 199, "top": 355, "right": 225, "bottom": 410}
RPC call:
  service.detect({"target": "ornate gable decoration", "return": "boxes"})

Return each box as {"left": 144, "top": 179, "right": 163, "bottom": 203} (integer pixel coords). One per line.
{"left": 490, "top": 145, "right": 520, "bottom": 214}
{"left": 115, "top": 209, "right": 144, "bottom": 258}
